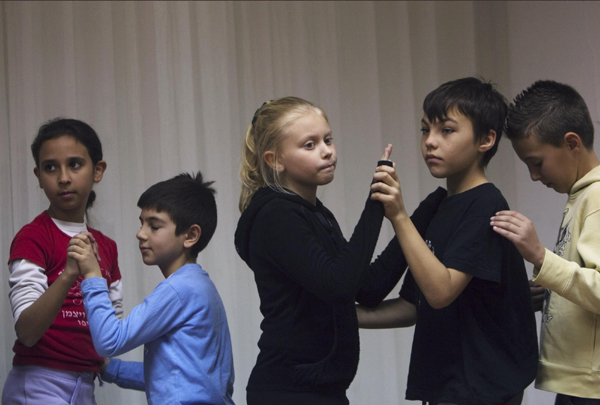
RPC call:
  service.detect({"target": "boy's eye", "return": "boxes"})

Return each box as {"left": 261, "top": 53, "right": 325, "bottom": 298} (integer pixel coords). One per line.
{"left": 304, "top": 141, "right": 315, "bottom": 149}
{"left": 43, "top": 164, "right": 56, "bottom": 172}
{"left": 150, "top": 226, "right": 159, "bottom": 231}
{"left": 324, "top": 137, "right": 333, "bottom": 145}
{"left": 70, "top": 161, "right": 82, "bottom": 169}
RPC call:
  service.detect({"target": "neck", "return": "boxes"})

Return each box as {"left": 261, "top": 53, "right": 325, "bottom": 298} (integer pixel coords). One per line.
{"left": 446, "top": 163, "right": 488, "bottom": 196}
{"left": 283, "top": 183, "right": 317, "bottom": 205}
{"left": 160, "top": 253, "right": 195, "bottom": 278}
{"left": 575, "top": 150, "right": 600, "bottom": 183}
{"left": 47, "top": 206, "right": 86, "bottom": 223}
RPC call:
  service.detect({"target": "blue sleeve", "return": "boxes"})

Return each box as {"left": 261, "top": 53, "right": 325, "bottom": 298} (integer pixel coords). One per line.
{"left": 81, "top": 277, "right": 185, "bottom": 357}
{"left": 102, "top": 358, "right": 145, "bottom": 391}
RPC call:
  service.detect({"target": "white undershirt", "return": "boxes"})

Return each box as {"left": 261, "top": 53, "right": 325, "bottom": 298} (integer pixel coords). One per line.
{"left": 8, "top": 218, "right": 123, "bottom": 323}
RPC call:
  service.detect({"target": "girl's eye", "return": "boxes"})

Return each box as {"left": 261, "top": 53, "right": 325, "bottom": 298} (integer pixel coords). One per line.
{"left": 324, "top": 137, "right": 333, "bottom": 145}
{"left": 150, "top": 226, "right": 159, "bottom": 231}
{"left": 442, "top": 127, "right": 454, "bottom": 135}
{"left": 420, "top": 127, "right": 429, "bottom": 135}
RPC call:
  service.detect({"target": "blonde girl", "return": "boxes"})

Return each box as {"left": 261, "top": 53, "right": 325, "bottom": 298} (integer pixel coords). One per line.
{"left": 234, "top": 97, "right": 444, "bottom": 405}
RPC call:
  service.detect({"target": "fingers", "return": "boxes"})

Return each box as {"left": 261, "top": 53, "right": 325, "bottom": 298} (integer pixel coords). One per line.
{"left": 381, "top": 143, "right": 393, "bottom": 161}
{"left": 78, "top": 231, "right": 101, "bottom": 262}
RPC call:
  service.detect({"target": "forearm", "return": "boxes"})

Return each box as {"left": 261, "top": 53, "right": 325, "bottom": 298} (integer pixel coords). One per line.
{"left": 102, "top": 358, "right": 145, "bottom": 391}
{"left": 15, "top": 271, "right": 78, "bottom": 347}
{"left": 390, "top": 214, "right": 463, "bottom": 309}
{"left": 535, "top": 249, "right": 600, "bottom": 314}
{"left": 356, "top": 188, "right": 447, "bottom": 307}
{"left": 357, "top": 297, "right": 417, "bottom": 328}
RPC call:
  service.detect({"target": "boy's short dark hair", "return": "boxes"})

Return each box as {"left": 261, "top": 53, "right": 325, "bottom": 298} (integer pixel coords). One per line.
{"left": 505, "top": 80, "right": 594, "bottom": 148}
{"left": 423, "top": 77, "right": 508, "bottom": 167}
{"left": 137, "top": 171, "right": 217, "bottom": 259}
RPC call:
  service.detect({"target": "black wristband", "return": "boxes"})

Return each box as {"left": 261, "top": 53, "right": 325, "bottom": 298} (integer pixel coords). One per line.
{"left": 377, "top": 160, "right": 393, "bottom": 167}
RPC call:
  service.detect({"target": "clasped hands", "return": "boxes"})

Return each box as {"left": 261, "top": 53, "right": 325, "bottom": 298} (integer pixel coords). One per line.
{"left": 66, "top": 232, "right": 103, "bottom": 280}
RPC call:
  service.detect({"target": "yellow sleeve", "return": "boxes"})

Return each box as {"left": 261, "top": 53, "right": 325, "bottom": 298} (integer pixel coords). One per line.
{"left": 533, "top": 208, "right": 600, "bottom": 314}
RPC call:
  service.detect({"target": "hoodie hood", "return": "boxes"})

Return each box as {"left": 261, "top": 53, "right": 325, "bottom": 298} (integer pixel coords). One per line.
{"left": 235, "top": 187, "right": 321, "bottom": 265}
{"left": 571, "top": 164, "right": 600, "bottom": 195}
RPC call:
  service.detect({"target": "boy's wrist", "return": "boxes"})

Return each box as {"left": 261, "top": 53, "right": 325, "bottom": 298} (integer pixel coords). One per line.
{"left": 82, "top": 267, "right": 103, "bottom": 279}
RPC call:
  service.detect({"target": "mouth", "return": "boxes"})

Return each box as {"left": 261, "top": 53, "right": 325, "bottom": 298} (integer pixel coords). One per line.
{"left": 425, "top": 154, "right": 441, "bottom": 163}
{"left": 58, "top": 191, "right": 76, "bottom": 199}
{"left": 139, "top": 246, "right": 151, "bottom": 254}
{"left": 320, "top": 162, "right": 336, "bottom": 171}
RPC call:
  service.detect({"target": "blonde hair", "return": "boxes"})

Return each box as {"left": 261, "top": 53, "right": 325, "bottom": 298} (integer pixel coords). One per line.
{"left": 239, "top": 96, "right": 328, "bottom": 212}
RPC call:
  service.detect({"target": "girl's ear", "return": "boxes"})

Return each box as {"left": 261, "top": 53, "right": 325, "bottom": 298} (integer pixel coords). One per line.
{"left": 564, "top": 132, "right": 582, "bottom": 151}
{"left": 93, "top": 160, "right": 107, "bottom": 183}
{"left": 263, "top": 151, "right": 284, "bottom": 172}
{"left": 183, "top": 224, "right": 201, "bottom": 249}
{"left": 478, "top": 129, "right": 496, "bottom": 153}
{"left": 33, "top": 167, "right": 43, "bottom": 188}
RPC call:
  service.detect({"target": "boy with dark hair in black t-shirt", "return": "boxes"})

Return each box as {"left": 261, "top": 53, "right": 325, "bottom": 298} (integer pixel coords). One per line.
{"left": 359, "top": 77, "right": 538, "bottom": 405}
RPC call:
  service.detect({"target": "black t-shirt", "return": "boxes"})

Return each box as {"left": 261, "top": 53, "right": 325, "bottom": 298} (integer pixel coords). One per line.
{"left": 400, "top": 183, "right": 538, "bottom": 405}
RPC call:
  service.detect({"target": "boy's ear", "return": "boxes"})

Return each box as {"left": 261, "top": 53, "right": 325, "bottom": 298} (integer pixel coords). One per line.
{"left": 477, "top": 129, "right": 496, "bottom": 153}
{"left": 183, "top": 224, "right": 201, "bottom": 250}
{"left": 263, "top": 151, "right": 284, "bottom": 172}
{"left": 93, "top": 160, "right": 107, "bottom": 183}
{"left": 564, "top": 132, "right": 582, "bottom": 151}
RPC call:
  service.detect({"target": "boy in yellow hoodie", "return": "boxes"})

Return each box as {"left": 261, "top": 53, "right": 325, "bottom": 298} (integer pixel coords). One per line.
{"left": 492, "top": 80, "right": 600, "bottom": 405}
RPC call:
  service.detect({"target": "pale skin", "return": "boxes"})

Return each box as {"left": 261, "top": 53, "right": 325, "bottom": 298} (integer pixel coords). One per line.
{"left": 358, "top": 115, "right": 496, "bottom": 326}
{"left": 490, "top": 132, "right": 600, "bottom": 311}
{"left": 15, "top": 136, "right": 106, "bottom": 347}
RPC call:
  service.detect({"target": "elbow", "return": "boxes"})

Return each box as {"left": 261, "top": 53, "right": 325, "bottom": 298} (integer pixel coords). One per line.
{"left": 16, "top": 331, "right": 40, "bottom": 348}
{"left": 426, "top": 294, "right": 455, "bottom": 310}
{"left": 94, "top": 341, "right": 117, "bottom": 358}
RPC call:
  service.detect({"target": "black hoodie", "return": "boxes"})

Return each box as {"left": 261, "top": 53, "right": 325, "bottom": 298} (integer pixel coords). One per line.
{"left": 235, "top": 186, "right": 446, "bottom": 399}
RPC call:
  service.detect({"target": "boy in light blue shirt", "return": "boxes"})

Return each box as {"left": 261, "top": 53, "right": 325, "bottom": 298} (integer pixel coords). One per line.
{"left": 68, "top": 172, "right": 235, "bottom": 405}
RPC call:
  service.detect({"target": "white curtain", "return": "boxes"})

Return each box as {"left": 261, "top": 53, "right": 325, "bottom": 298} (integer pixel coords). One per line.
{"left": 1, "top": 2, "right": 599, "bottom": 404}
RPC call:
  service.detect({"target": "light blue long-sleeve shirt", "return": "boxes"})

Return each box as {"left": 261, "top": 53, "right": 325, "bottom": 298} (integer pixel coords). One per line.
{"left": 82, "top": 263, "right": 235, "bottom": 405}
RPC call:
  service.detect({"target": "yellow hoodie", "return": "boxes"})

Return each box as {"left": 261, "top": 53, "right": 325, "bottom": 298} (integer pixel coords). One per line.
{"left": 533, "top": 164, "right": 600, "bottom": 398}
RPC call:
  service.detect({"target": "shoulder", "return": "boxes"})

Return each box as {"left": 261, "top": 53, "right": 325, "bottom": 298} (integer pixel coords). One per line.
{"left": 9, "top": 213, "right": 59, "bottom": 266}
{"left": 255, "top": 195, "right": 315, "bottom": 228}
{"left": 165, "top": 266, "right": 222, "bottom": 305}
{"left": 580, "top": 181, "right": 600, "bottom": 212}
{"left": 11, "top": 213, "right": 53, "bottom": 251}
{"left": 462, "top": 183, "right": 508, "bottom": 216}
{"left": 14, "top": 212, "right": 53, "bottom": 239}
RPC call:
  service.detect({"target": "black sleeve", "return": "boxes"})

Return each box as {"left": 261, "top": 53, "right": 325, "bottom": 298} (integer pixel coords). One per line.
{"left": 255, "top": 194, "right": 387, "bottom": 304}
{"left": 443, "top": 213, "right": 503, "bottom": 283}
{"left": 356, "top": 187, "right": 447, "bottom": 307}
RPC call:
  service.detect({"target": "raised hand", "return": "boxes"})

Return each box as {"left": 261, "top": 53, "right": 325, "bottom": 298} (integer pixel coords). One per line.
{"left": 490, "top": 210, "right": 546, "bottom": 268}
{"left": 371, "top": 147, "right": 407, "bottom": 221}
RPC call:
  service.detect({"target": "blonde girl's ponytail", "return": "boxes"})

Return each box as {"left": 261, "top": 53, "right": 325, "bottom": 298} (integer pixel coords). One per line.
{"left": 238, "top": 97, "right": 329, "bottom": 212}
{"left": 239, "top": 124, "right": 266, "bottom": 212}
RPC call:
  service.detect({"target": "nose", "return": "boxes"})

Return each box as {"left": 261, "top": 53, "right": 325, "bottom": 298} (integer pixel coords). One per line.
{"left": 322, "top": 143, "right": 333, "bottom": 159}
{"left": 136, "top": 227, "right": 146, "bottom": 241}
{"left": 58, "top": 168, "right": 71, "bottom": 184}
{"left": 423, "top": 133, "right": 437, "bottom": 150}
{"left": 528, "top": 167, "right": 541, "bottom": 182}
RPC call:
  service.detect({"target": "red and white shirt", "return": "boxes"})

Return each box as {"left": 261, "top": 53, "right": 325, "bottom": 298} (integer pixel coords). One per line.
{"left": 8, "top": 211, "right": 122, "bottom": 373}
